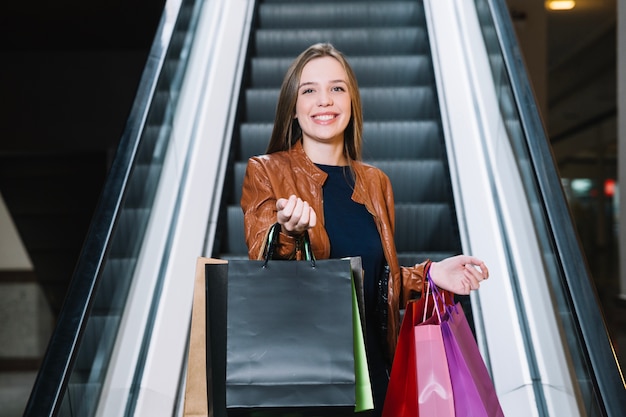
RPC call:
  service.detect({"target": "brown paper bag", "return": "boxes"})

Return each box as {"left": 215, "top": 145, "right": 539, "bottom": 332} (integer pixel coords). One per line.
{"left": 183, "top": 257, "right": 227, "bottom": 417}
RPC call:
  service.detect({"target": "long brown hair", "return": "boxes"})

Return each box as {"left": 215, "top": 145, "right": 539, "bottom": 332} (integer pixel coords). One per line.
{"left": 265, "top": 43, "right": 363, "bottom": 161}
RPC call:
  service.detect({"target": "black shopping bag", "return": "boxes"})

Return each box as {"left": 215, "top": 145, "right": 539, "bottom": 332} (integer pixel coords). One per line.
{"left": 185, "top": 256, "right": 368, "bottom": 417}
{"left": 226, "top": 256, "right": 357, "bottom": 414}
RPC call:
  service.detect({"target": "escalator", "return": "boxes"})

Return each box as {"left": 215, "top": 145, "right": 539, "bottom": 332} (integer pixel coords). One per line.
{"left": 23, "top": 0, "right": 625, "bottom": 416}
{"left": 218, "top": 0, "right": 462, "bottom": 266}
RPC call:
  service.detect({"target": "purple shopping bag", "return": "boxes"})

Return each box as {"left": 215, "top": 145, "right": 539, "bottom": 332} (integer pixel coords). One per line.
{"left": 441, "top": 303, "right": 505, "bottom": 417}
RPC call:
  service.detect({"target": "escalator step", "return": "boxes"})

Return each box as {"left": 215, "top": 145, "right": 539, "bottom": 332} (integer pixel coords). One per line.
{"left": 371, "top": 160, "right": 449, "bottom": 203}
{"left": 349, "top": 56, "right": 434, "bottom": 86}
{"left": 394, "top": 203, "right": 460, "bottom": 252}
{"left": 240, "top": 123, "right": 274, "bottom": 158}
{"left": 255, "top": 28, "right": 429, "bottom": 57}
{"left": 397, "top": 252, "right": 460, "bottom": 266}
{"left": 361, "top": 87, "right": 437, "bottom": 120}
{"left": 227, "top": 205, "right": 248, "bottom": 255}
{"left": 233, "top": 162, "right": 248, "bottom": 204}
{"left": 361, "top": 121, "right": 443, "bottom": 160}
{"left": 259, "top": 2, "right": 423, "bottom": 29}
{"left": 251, "top": 55, "right": 434, "bottom": 88}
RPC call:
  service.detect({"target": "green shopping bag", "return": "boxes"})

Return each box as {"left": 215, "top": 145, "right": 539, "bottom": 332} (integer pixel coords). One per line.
{"left": 352, "top": 275, "right": 374, "bottom": 412}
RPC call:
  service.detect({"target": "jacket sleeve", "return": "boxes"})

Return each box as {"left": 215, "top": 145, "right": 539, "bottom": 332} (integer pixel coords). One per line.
{"left": 401, "top": 261, "right": 455, "bottom": 306}
{"left": 240, "top": 157, "right": 298, "bottom": 260}
{"left": 377, "top": 168, "right": 429, "bottom": 306}
{"left": 400, "top": 260, "right": 430, "bottom": 307}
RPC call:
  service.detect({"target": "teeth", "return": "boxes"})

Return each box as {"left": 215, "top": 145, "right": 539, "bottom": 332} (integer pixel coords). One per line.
{"left": 314, "top": 115, "right": 334, "bottom": 121}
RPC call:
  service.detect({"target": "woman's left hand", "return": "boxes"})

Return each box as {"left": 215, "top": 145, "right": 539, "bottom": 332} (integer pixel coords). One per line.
{"left": 428, "top": 255, "right": 489, "bottom": 295}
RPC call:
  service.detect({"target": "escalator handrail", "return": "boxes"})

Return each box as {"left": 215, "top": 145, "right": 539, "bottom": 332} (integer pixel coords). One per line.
{"left": 487, "top": 0, "right": 626, "bottom": 414}
{"left": 22, "top": 3, "right": 182, "bottom": 416}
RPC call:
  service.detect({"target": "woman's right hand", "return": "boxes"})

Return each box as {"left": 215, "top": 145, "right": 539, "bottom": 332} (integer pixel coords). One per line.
{"left": 276, "top": 195, "right": 317, "bottom": 235}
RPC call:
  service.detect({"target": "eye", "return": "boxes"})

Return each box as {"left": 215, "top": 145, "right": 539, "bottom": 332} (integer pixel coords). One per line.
{"left": 332, "top": 85, "right": 346, "bottom": 92}
{"left": 301, "top": 88, "right": 314, "bottom": 94}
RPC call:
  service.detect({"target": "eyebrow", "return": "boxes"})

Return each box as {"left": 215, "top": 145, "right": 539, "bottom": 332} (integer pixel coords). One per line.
{"left": 298, "top": 79, "right": 347, "bottom": 88}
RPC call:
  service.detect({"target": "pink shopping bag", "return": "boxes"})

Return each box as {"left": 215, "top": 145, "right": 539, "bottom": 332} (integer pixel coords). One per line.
{"left": 414, "top": 319, "right": 456, "bottom": 416}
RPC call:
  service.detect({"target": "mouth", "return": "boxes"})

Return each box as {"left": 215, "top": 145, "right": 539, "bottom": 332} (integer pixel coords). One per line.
{"left": 312, "top": 114, "right": 337, "bottom": 122}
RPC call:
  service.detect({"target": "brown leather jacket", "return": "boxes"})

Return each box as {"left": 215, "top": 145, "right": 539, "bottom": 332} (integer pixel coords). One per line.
{"left": 240, "top": 141, "right": 429, "bottom": 359}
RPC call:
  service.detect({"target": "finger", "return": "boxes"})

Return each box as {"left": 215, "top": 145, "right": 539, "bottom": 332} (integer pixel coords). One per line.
{"left": 296, "top": 201, "right": 310, "bottom": 229}
{"left": 464, "top": 265, "right": 481, "bottom": 290}
{"left": 465, "top": 257, "right": 489, "bottom": 279}
{"left": 464, "top": 263, "right": 479, "bottom": 278}
{"left": 290, "top": 198, "right": 304, "bottom": 227}
{"left": 276, "top": 198, "right": 289, "bottom": 211}
{"left": 276, "top": 198, "right": 288, "bottom": 211}
{"left": 479, "top": 262, "right": 489, "bottom": 279}
{"left": 277, "top": 195, "right": 297, "bottom": 224}
{"left": 458, "top": 276, "right": 472, "bottom": 295}
{"left": 283, "top": 198, "right": 309, "bottom": 233}
{"left": 284, "top": 195, "right": 298, "bottom": 215}
{"left": 470, "top": 260, "right": 488, "bottom": 280}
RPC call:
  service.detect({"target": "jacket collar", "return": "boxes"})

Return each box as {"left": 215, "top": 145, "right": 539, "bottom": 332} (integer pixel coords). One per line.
{"left": 288, "top": 140, "right": 374, "bottom": 210}
{"left": 288, "top": 140, "right": 328, "bottom": 187}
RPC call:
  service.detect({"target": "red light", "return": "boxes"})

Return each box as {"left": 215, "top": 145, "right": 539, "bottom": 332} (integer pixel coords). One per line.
{"left": 604, "top": 179, "right": 615, "bottom": 197}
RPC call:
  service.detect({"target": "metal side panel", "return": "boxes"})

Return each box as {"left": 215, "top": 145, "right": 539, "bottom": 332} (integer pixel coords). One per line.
{"left": 425, "top": 0, "right": 583, "bottom": 416}
{"left": 96, "top": 1, "right": 255, "bottom": 416}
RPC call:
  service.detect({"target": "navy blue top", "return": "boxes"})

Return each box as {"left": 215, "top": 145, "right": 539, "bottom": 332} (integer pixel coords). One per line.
{"left": 316, "top": 164, "right": 385, "bottom": 318}
{"left": 317, "top": 164, "right": 390, "bottom": 412}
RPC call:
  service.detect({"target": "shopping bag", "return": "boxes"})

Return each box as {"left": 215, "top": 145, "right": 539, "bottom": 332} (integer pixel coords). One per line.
{"left": 228, "top": 225, "right": 373, "bottom": 415}
{"left": 225, "top": 256, "right": 355, "bottom": 413}
{"left": 441, "top": 303, "right": 505, "bottom": 417}
{"left": 183, "top": 257, "right": 227, "bottom": 417}
{"left": 352, "top": 272, "right": 374, "bottom": 412}
{"left": 184, "top": 222, "right": 373, "bottom": 416}
{"left": 186, "top": 256, "right": 368, "bottom": 417}
{"left": 414, "top": 320, "right": 455, "bottom": 416}
{"left": 383, "top": 299, "right": 418, "bottom": 417}
{"left": 414, "top": 286, "right": 455, "bottom": 416}
{"left": 382, "top": 283, "right": 455, "bottom": 417}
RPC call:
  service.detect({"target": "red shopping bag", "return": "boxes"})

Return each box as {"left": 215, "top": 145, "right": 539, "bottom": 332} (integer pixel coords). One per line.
{"left": 382, "top": 300, "right": 419, "bottom": 417}
{"left": 383, "top": 284, "right": 456, "bottom": 417}
{"left": 441, "top": 303, "right": 505, "bottom": 417}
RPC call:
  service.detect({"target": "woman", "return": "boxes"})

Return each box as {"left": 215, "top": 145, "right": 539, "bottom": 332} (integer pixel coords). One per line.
{"left": 240, "top": 43, "right": 489, "bottom": 414}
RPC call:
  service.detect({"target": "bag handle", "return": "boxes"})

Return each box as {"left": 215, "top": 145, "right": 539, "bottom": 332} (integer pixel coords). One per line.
{"left": 424, "top": 270, "right": 454, "bottom": 323}
{"left": 263, "top": 222, "right": 316, "bottom": 267}
{"left": 422, "top": 275, "right": 443, "bottom": 324}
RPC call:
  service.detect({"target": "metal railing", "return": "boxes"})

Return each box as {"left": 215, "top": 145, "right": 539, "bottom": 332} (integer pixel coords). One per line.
{"left": 22, "top": 0, "right": 204, "bottom": 415}
{"left": 478, "top": 0, "right": 626, "bottom": 415}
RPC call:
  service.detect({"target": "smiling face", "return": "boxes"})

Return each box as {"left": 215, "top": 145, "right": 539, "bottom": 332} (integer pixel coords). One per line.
{"left": 294, "top": 56, "right": 352, "bottom": 149}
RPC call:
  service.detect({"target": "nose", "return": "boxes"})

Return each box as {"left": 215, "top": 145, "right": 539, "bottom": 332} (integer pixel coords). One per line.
{"left": 317, "top": 90, "right": 333, "bottom": 106}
